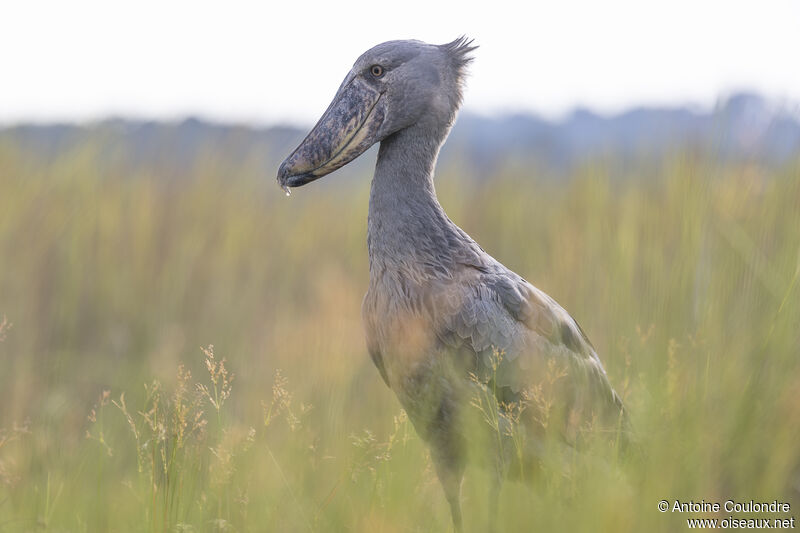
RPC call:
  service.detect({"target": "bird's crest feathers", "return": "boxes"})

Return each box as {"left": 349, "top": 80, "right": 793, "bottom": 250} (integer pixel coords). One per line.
{"left": 439, "top": 36, "right": 478, "bottom": 108}
{"left": 440, "top": 36, "right": 478, "bottom": 72}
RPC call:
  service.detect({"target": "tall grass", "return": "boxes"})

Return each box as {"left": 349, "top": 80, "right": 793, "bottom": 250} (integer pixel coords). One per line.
{"left": 0, "top": 137, "right": 799, "bottom": 531}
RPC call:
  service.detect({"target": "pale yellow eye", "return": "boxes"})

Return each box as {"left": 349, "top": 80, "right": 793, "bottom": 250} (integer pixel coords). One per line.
{"left": 370, "top": 65, "right": 384, "bottom": 78}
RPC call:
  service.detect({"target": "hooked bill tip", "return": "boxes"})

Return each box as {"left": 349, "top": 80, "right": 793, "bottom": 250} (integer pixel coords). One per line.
{"left": 277, "top": 159, "right": 297, "bottom": 195}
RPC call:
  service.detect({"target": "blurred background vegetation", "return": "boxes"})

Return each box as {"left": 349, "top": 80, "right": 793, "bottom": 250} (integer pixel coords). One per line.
{"left": 0, "top": 110, "right": 799, "bottom": 531}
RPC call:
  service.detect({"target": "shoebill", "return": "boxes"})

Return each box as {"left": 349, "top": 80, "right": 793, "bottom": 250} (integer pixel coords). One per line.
{"left": 277, "top": 37, "right": 627, "bottom": 532}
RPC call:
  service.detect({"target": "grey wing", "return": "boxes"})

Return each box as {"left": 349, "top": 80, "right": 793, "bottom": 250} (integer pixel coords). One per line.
{"left": 433, "top": 264, "right": 624, "bottom": 428}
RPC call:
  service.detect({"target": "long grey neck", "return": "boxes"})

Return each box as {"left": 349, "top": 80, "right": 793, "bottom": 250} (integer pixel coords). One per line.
{"left": 367, "top": 120, "right": 466, "bottom": 278}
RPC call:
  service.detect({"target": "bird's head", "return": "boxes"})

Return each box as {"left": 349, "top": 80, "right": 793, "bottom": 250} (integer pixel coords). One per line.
{"left": 277, "top": 37, "right": 477, "bottom": 190}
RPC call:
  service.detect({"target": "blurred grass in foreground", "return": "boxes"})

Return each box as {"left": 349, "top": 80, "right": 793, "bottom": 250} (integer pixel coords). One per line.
{"left": 0, "top": 138, "right": 799, "bottom": 532}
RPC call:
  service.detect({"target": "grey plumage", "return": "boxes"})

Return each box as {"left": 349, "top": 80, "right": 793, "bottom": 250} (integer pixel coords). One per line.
{"left": 278, "top": 37, "right": 626, "bottom": 531}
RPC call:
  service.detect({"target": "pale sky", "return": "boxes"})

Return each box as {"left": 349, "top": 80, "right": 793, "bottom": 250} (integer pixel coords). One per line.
{"left": 2, "top": 0, "right": 799, "bottom": 125}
